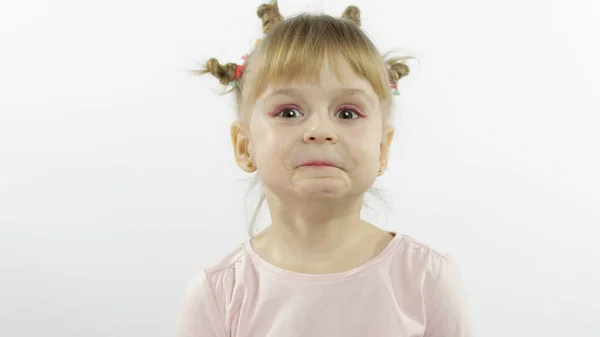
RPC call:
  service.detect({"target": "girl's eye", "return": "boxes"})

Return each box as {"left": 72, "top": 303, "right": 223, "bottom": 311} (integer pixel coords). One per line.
{"left": 277, "top": 107, "right": 302, "bottom": 118}
{"left": 336, "top": 108, "right": 360, "bottom": 120}
{"left": 274, "top": 106, "right": 362, "bottom": 119}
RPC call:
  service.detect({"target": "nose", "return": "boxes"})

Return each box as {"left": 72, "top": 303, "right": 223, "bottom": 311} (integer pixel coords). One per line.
{"left": 303, "top": 120, "right": 338, "bottom": 144}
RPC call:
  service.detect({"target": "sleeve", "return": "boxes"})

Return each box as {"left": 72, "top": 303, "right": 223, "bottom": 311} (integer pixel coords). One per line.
{"left": 174, "top": 270, "right": 228, "bottom": 337}
{"left": 423, "top": 254, "right": 474, "bottom": 337}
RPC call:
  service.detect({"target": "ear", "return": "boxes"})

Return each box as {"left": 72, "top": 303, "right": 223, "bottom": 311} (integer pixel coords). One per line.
{"left": 378, "top": 125, "right": 394, "bottom": 175}
{"left": 231, "top": 120, "right": 256, "bottom": 173}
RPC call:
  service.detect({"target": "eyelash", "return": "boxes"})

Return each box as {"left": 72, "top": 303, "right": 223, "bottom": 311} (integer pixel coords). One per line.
{"left": 272, "top": 104, "right": 365, "bottom": 119}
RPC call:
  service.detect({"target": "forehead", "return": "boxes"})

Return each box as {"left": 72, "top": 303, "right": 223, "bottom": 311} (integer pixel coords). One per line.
{"left": 258, "top": 86, "right": 378, "bottom": 110}
{"left": 249, "top": 55, "right": 379, "bottom": 102}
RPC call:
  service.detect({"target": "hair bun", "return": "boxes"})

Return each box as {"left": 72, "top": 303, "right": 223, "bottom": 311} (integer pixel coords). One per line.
{"left": 257, "top": 0, "right": 284, "bottom": 33}
{"left": 389, "top": 62, "right": 410, "bottom": 81}
{"left": 341, "top": 6, "right": 360, "bottom": 26}
{"left": 204, "top": 58, "right": 238, "bottom": 85}
{"left": 384, "top": 55, "right": 414, "bottom": 84}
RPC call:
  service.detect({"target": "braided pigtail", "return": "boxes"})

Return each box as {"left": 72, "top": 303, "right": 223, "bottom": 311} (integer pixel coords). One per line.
{"left": 257, "top": 0, "right": 284, "bottom": 34}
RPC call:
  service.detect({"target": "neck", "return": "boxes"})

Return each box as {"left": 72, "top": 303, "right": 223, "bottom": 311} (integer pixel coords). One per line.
{"left": 259, "top": 189, "right": 372, "bottom": 255}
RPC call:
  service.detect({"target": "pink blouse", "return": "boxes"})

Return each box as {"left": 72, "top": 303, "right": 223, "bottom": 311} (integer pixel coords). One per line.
{"left": 175, "top": 233, "right": 474, "bottom": 336}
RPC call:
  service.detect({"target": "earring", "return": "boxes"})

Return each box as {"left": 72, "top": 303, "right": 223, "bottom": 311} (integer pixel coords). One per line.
{"left": 247, "top": 162, "right": 252, "bottom": 168}
{"left": 378, "top": 168, "right": 383, "bottom": 173}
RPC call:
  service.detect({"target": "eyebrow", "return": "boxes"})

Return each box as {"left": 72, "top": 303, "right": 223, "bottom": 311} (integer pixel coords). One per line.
{"left": 264, "top": 87, "right": 374, "bottom": 103}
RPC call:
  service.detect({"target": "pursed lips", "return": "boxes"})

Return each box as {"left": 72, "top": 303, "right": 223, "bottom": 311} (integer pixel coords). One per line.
{"left": 299, "top": 160, "right": 336, "bottom": 167}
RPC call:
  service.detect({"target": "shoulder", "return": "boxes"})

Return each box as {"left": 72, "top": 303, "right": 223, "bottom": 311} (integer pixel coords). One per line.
{"left": 203, "top": 242, "right": 249, "bottom": 275}
{"left": 395, "top": 234, "right": 462, "bottom": 286}
{"left": 386, "top": 234, "right": 464, "bottom": 295}
{"left": 176, "top": 242, "right": 254, "bottom": 337}
{"left": 392, "top": 234, "right": 454, "bottom": 270}
{"left": 183, "top": 239, "right": 261, "bottom": 304}
{"left": 391, "top": 235, "right": 473, "bottom": 336}
{"left": 189, "top": 241, "right": 253, "bottom": 293}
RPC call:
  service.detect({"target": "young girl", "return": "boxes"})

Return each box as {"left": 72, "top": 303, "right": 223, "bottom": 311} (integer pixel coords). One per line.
{"left": 176, "top": 1, "right": 473, "bottom": 336}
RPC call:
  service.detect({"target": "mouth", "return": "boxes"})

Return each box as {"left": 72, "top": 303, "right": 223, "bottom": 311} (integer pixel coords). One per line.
{"left": 299, "top": 160, "right": 336, "bottom": 167}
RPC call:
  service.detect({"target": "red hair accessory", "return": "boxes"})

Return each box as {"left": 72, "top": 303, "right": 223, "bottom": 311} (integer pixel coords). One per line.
{"left": 229, "top": 39, "right": 262, "bottom": 88}
{"left": 235, "top": 64, "right": 243, "bottom": 81}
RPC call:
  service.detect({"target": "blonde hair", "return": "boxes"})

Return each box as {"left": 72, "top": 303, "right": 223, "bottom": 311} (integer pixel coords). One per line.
{"left": 194, "top": 1, "right": 413, "bottom": 119}
{"left": 191, "top": 1, "right": 415, "bottom": 236}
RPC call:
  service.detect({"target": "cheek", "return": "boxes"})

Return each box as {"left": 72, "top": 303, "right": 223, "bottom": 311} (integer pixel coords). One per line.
{"left": 345, "top": 124, "right": 382, "bottom": 162}
{"left": 249, "top": 119, "right": 290, "bottom": 166}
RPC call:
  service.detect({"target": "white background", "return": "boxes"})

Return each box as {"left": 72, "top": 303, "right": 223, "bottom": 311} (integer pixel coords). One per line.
{"left": 1, "top": 0, "right": 599, "bottom": 336}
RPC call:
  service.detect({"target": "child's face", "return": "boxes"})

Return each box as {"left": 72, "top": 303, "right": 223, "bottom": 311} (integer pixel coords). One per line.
{"left": 232, "top": 57, "right": 394, "bottom": 201}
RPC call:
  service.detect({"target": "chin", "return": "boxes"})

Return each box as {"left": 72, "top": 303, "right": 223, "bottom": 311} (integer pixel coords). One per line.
{"left": 292, "top": 179, "right": 361, "bottom": 200}
{"left": 262, "top": 171, "right": 373, "bottom": 201}
{"left": 300, "top": 189, "right": 347, "bottom": 200}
